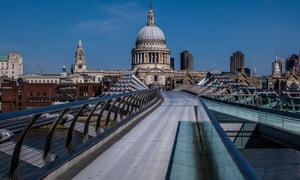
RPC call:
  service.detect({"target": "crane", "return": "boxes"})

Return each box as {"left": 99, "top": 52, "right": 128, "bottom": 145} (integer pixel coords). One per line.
{"left": 35, "top": 62, "right": 44, "bottom": 74}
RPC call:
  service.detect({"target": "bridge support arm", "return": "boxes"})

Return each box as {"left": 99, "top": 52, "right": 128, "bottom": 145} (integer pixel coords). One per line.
{"left": 9, "top": 113, "right": 42, "bottom": 180}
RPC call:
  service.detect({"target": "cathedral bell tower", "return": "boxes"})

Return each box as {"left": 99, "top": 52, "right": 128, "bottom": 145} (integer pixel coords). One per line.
{"left": 74, "top": 39, "right": 87, "bottom": 73}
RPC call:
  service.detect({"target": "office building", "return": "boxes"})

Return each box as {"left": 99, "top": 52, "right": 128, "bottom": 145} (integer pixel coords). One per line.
{"left": 230, "top": 51, "right": 245, "bottom": 73}
{"left": 180, "top": 51, "right": 194, "bottom": 71}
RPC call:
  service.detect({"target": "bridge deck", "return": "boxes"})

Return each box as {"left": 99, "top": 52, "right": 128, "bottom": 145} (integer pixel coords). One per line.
{"left": 73, "top": 91, "right": 209, "bottom": 180}
{"left": 0, "top": 141, "right": 55, "bottom": 168}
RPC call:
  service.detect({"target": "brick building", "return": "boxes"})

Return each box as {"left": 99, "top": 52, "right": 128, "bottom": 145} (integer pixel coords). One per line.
{"left": 1, "top": 81, "right": 104, "bottom": 112}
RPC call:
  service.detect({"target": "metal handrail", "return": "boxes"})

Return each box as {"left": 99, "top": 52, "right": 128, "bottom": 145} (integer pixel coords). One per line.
{"left": 180, "top": 84, "right": 300, "bottom": 114}
{"left": 198, "top": 97, "right": 260, "bottom": 180}
{"left": 202, "top": 96, "right": 300, "bottom": 118}
{"left": 0, "top": 88, "right": 161, "bottom": 180}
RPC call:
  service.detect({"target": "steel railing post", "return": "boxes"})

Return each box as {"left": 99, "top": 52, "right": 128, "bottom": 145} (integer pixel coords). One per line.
{"left": 43, "top": 108, "right": 69, "bottom": 164}
{"left": 65, "top": 104, "right": 88, "bottom": 152}
{"left": 83, "top": 102, "right": 101, "bottom": 143}
{"left": 105, "top": 98, "right": 120, "bottom": 127}
{"left": 9, "top": 113, "right": 42, "bottom": 180}
{"left": 95, "top": 99, "right": 112, "bottom": 134}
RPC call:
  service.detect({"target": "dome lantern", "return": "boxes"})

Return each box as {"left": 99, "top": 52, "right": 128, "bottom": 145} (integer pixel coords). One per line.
{"left": 136, "top": 2, "right": 165, "bottom": 42}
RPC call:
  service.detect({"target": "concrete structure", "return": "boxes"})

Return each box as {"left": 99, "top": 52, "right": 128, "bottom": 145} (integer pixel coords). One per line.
{"left": 286, "top": 54, "right": 299, "bottom": 74}
{"left": 170, "top": 57, "right": 175, "bottom": 70}
{"left": 0, "top": 52, "right": 23, "bottom": 80}
{"left": 180, "top": 50, "right": 194, "bottom": 70}
{"left": 230, "top": 51, "right": 245, "bottom": 73}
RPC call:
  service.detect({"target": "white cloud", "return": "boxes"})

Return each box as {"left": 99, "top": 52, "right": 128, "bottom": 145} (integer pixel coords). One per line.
{"left": 76, "top": 2, "right": 145, "bottom": 35}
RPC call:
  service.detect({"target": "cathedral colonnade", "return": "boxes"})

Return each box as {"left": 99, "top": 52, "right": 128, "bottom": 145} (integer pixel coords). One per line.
{"left": 132, "top": 51, "right": 170, "bottom": 65}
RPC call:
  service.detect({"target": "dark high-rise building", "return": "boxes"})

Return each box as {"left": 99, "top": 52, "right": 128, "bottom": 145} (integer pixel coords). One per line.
{"left": 286, "top": 54, "right": 299, "bottom": 73}
{"left": 277, "top": 59, "right": 286, "bottom": 75}
{"left": 180, "top": 50, "right": 193, "bottom": 70}
{"left": 170, "top": 57, "right": 175, "bottom": 70}
{"left": 230, "top": 51, "right": 245, "bottom": 73}
{"left": 244, "top": 67, "right": 251, "bottom": 77}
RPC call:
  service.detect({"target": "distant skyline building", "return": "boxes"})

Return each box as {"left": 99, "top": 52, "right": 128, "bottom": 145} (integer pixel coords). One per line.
{"left": 180, "top": 50, "right": 194, "bottom": 71}
{"left": 286, "top": 54, "right": 299, "bottom": 74}
{"left": 244, "top": 67, "right": 251, "bottom": 77}
{"left": 271, "top": 56, "right": 286, "bottom": 77}
{"left": 278, "top": 58, "right": 286, "bottom": 75}
{"left": 0, "top": 52, "right": 23, "bottom": 80}
{"left": 272, "top": 59, "right": 281, "bottom": 78}
{"left": 170, "top": 57, "right": 175, "bottom": 70}
{"left": 74, "top": 39, "right": 87, "bottom": 73}
{"left": 230, "top": 51, "right": 245, "bottom": 73}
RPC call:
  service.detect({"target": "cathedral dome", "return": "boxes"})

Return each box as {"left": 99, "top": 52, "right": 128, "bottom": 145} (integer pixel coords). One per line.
{"left": 132, "top": 2, "right": 171, "bottom": 75}
{"left": 136, "top": 2, "right": 165, "bottom": 42}
{"left": 137, "top": 26, "right": 165, "bottom": 41}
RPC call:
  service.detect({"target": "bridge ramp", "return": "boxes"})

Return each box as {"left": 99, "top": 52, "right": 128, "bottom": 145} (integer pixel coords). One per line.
{"left": 73, "top": 91, "right": 208, "bottom": 180}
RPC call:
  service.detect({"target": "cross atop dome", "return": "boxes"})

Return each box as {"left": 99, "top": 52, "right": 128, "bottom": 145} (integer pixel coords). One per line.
{"left": 147, "top": 1, "right": 155, "bottom": 26}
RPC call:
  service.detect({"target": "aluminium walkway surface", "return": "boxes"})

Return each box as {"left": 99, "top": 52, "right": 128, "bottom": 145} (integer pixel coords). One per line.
{"left": 73, "top": 91, "right": 209, "bottom": 180}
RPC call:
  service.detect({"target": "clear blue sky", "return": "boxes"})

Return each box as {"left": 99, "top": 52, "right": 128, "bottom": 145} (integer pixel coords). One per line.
{"left": 0, "top": 0, "right": 300, "bottom": 75}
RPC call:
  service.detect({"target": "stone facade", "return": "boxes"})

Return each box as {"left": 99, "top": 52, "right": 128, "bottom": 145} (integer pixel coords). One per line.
{"left": 0, "top": 52, "right": 23, "bottom": 80}
{"left": 131, "top": 4, "right": 171, "bottom": 88}
{"left": 230, "top": 51, "right": 245, "bottom": 73}
{"left": 132, "top": 3, "right": 206, "bottom": 89}
{"left": 74, "top": 40, "right": 87, "bottom": 73}
{"left": 180, "top": 51, "right": 194, "bottom": 71}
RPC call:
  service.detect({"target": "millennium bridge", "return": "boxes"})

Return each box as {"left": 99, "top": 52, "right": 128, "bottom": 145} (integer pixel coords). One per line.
{"left": 1, "top": 72, "right": 300, "bottom": 180}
